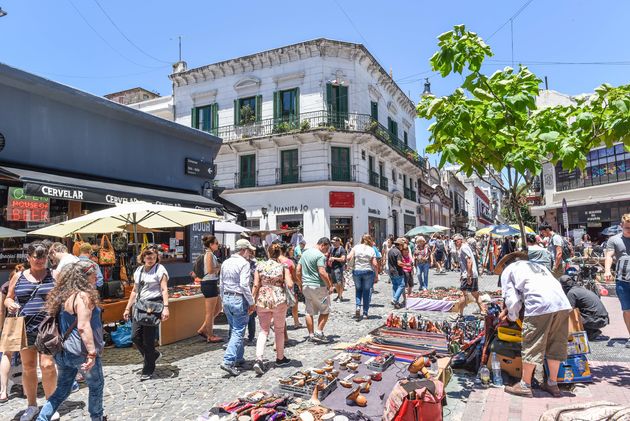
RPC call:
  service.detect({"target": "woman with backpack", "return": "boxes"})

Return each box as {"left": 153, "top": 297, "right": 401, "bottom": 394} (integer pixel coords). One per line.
{"left": 196, "top": 235, "right": 223, "bottom": 343}
{"left": 4, "top": 243, "right": 59, "bottom": 421}
{"left": 36, "top": 261, "right": 105, "bottom": 421}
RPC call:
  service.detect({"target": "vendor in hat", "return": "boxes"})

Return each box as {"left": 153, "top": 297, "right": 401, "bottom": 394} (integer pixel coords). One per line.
{"left": 495, "top": 252, "right": 572, "bottom": 398}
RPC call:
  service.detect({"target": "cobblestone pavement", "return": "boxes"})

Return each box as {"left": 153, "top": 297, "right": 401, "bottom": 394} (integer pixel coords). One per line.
{"left": 3, "top": 270, "right": 629, "bottom": 420}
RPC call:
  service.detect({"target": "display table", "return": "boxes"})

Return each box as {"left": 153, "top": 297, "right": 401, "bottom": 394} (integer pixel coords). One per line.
{"left": 101, "top": 299, "right": 129, "bottom": 324}
{"left": 159, "top": 294, "right": 205, "bottom": 345}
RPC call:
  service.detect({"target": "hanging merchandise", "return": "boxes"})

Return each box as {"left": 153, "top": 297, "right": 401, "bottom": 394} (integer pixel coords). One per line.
{"left": 112, "top": 233, "right": 128, "bottom": 253}
{"left": 141, "top": 234, "right": 149, "bottom": 252}
{"left": 119, "top": 256, "right": 128, "bottom": 282}
{"left": 98, "top": 235, "right": 116, "bottom": 265}
{"left": 72, "top": 233, "right": 88, "bottom": 257}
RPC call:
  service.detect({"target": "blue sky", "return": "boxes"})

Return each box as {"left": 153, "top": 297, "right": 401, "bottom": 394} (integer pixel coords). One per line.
{"left": 1, "top": 0, "right": 628, "bottom": 158}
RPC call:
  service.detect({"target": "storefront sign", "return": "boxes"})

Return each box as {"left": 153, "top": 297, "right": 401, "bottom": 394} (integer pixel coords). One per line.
{"left": 329, "top": 192, "right": 354, "bottom": 208}
{"left": 404, "top": 209, "right": 415, "bottom": 216}
{"left": 584, "top": 209, "right": 603, "bottom": 222}
{"left": 7, "top": 187, "right": 50, "bottom": 222}
{"left": 272, "top": 204, "right": 309, "bottom": 214}
{"left": 368, "top": 207, "right": 381, "bottom": 215}
{"left": 185, "top": 158, "right": 214, "bottom": 178}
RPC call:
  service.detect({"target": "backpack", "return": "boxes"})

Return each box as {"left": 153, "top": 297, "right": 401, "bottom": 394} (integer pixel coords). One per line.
{"left": 559, "top": 236, "right": 574, "bottom": 260}
{"left": 193, "top": 254, "right": 205, "bottom": 278}
{"left": 35, "top": 316, "right": 77, "bottom": 356}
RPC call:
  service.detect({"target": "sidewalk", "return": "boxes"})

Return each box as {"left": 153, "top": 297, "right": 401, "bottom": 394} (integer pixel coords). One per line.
{"left": 446, "top": 293, "right": 630, "bottom": 421}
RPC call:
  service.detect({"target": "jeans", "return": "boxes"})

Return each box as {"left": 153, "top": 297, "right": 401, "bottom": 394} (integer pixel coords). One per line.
{"left": 445, "top": 253, "right": 451, "bottom": 271}
{"left": 228, "top": 311, "right": 256, "bottom": 342}
{"left": 256, "top": 304, "right": 287, "bottom": 360}
{"left": 222, "top": 294, "right": 250, "bottom": 366}
{"left": 353, "top": 270, "right": 375, "bottom": 315}
{"left": 37, "top": 353, "right": 104, "bottom": 421}
{"left": 391, "top": 275, "right": 406, "bottom": 304}
{"left": 132, "top": 321, "right": 159, "bottom": 376}
{"left": 417, "top": 263, "right": 430, "bottom": 290}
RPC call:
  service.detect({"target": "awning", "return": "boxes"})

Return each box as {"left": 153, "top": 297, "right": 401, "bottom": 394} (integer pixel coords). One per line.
{"left": 213, "top": 195, "right": 246, "bottom": 219}
{"left": 0, "top": 166, "right": 220, "bottom": 209}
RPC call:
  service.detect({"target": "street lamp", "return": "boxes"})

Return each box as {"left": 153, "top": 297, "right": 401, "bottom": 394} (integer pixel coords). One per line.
{"left": 261, "top": 207, "right": 268, "bottom": 219}
{"left": 0, "top": 7, "right": 7, "bottom": 17}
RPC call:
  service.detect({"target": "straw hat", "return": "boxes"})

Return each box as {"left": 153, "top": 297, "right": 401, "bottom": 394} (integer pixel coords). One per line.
{"left": 494, "top": 251, "right": 528, "bottom": 275}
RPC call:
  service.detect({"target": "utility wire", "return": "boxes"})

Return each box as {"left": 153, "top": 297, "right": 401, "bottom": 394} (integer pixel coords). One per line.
{"left": 38, "top": 66, "right": 170, "bottom": 80}
{"left": 92, "top": 0, "right": 173, "bottom": 64}
{"left": 66, "top": 0, "right": 163, "bottom": 69}
{"left": 488, "top": 59, "right": 630, "bottom": 66}
{"left": 487, "top": 0, "right": 535, "bottom": 41}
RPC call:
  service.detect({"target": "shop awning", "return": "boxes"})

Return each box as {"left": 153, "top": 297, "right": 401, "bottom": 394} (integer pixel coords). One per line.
{"left": 213, "top": 195, "right": 246, "bottom": 219}
{"left": 0, "top": 166, "right": 220, "bottom": 209}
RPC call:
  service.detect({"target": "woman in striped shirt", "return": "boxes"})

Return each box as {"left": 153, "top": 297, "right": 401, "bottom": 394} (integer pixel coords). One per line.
{"left": 4, "top": 242, "right": 59, "bottom": 421}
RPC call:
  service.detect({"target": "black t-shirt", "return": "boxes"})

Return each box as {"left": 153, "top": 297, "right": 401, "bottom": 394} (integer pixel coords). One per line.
{"left": 329, "top": 246, "right": 347, "bottom": 270}
{"left": 435, "top": 240, "right": 445, "bottom": 253}
{"left": 567, "top": 286, "right": 608, "bottom": 320}
{"left": 388, "top": 247, "right": 404, "bottom": 277}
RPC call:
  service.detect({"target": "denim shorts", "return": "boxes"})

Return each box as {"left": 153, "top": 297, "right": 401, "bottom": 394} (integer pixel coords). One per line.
{"left": 617, "top": 281, "right": 630, "bottom": 311}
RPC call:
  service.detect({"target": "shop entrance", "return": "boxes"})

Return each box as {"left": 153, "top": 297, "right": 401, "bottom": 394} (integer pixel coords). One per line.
{"left": 330, "top": 217, "right": 353, "bottom": 244}
{"left": 368, "top": 217, "right": 387, "bottom": 246}
{"left": 404, "top": 214, "right": 416, "bottom": 236}
{"left": 276, "top": 214, "right": 303, "bottom": 243}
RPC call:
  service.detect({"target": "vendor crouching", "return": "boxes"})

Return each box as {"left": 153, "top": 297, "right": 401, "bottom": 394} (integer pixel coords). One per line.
{"left": 495, "top": 252, "right": 572, "bottom": 398}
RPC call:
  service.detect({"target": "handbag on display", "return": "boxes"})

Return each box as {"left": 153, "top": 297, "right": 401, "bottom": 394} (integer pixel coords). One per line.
{"left": 103, "top": 280, "right": 125, "bottom": 299}
{"left": 132, "top": 267, "right": 163, "bottom": 326}
{"left": 119, "top": 257, "right": 128, "bottom": 282}
{"left": 112, "top": 233, "right": 128, "bottom": 253}
{"left": 72, "top": 233, "right": 88, "bottom": 257}
{"left": 98, "top": 235, "right": 116, "bottom": 266}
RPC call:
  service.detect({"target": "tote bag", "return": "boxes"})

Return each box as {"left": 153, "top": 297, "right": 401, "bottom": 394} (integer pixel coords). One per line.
{"left": 0, "top": 316, "right": 27, "bottom": 352}
{"left": 98, "top": 235, "right": 116, "bottom": 266}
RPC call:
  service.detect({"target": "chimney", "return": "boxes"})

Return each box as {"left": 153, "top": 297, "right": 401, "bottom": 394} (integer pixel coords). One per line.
{"left": 172, "top": 61, "right": 188, "bottom": 74}
{"left": 389, "top": 67, "right": 393, "bottom": 78}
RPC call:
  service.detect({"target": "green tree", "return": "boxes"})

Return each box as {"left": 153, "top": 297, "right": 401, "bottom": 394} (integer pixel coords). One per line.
{"left": 417, "top": 25, "right": 630, "bottom": 247}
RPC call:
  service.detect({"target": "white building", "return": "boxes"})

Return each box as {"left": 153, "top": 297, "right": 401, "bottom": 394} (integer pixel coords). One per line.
{"left": 131, "top": 39, "right": 436, "bottom": 246}
{"left": 531, "top": 90, "right": 630, "bottom": 240}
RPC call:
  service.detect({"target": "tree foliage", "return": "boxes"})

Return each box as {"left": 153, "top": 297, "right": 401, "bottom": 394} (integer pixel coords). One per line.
{"left": 417, "top": 24, "right": 630, "bottom": 244}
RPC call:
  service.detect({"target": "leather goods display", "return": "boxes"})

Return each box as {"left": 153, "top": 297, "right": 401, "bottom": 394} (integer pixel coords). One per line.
{"left": 72, "top": 233, "right": 88, "bottom": 257}
{"left": 98, "top": 235, "right": 116, "bottom": 266}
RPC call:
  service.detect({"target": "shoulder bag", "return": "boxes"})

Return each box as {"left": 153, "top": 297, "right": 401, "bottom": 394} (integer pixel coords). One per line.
{"left": 72, "top": 234, "right": 88, "bottom": 257}
{"left": 133, "top": 265, "right": 164, "bottom": 326}
{"left": 98, "top": 235, "right": 116, "bottom": 266}
{"left": 35, "top": 294, "right": 79, "bottom": 356}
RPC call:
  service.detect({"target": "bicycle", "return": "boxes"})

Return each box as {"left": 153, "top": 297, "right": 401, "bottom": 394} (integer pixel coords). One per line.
{"left": 566, "top": 255, "right": 605, "bottom": 297}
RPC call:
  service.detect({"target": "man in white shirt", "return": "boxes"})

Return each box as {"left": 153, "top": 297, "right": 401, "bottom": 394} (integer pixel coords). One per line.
{"left": 496, "top": 252, "right": 572, "bottom": 398}
{"left": 219, "top": 239, "right": 256, "bottom": 377}
{"left": 48, "top": 242, "right": 79, "bottom": 272}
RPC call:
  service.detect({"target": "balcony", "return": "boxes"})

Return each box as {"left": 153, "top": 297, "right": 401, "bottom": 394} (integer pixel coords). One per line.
{"left": 404, "top": 187, "right": 417, "bottom": 202}
{"left": 277, "top": 166, "right": 301, "bottom": 185}
{"left": 329, "top": 164, "right": 355, "bottom": 182}
{"left": 379, "top": 176, "right": 389, "bottom": 192}
{"left": 213, "top": 110, "right": 426, "bottom": 170}
{"left": 369, "top": 171, "right": 380, "bottom": 188}
{"left": 235, "top": 172, "right": 256, "bottom": 188}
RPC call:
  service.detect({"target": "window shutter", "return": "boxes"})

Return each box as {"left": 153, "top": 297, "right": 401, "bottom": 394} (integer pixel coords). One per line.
{"left": 212, "top": 103, "right": 219, "bottom": 133}
{"left": 234, "top": 100, "right": 240, "bottom": 125}
{"left": 326, "top": 83, "right": 333, "bottom": 112}
{"left": 371, "top": 101, "right": 378, "bottom": 121}
{"left": 338, "top": 85, "right": 348, "bottom": 115}
{"left": 294, "top": 87, "right": 300, "bottom": 118}
{"left": 273, "top": 91, "right": 279, "bottom": 121}
{"left": 255, "top": 95, "right": 262, "bottom": 122}
{"left": 191, "top": 107, "right": 198, "bottom": 129}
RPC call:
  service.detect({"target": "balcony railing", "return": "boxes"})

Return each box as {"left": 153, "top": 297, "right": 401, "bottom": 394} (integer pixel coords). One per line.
{"left": 369, "top": 171, "right": 380, "bottom": 188}
{"left": 211, "top": 110, "right": 426, "bottom": 170}
{"left": 235, "top": 171, "right": 256, "bottom": 188}
{"left": 329, "top": 164, "right": 355, "bottom": 182}
{"left": 404, "top": 187, "right": 417, "bottom": 202}
{"left": 380, "top": 176, "right": 389, "bottom": 192}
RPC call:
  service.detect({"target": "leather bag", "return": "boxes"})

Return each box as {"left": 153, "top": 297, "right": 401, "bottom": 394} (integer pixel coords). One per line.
{"left": 72, "top": 233, "right": 88, "bottom": 257}
{"left": 35, "top": 315, "right": 77, "bottom": 356}
{"left": 119, "top": 257, "right": 128, "bottom": 282}
{"left": 98, "top": 235, "right": 116, "bottom": 266}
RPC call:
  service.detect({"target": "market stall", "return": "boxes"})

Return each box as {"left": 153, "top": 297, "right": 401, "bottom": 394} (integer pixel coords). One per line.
{"left": 405, "top": 288, "right": 501, "bottom": 313}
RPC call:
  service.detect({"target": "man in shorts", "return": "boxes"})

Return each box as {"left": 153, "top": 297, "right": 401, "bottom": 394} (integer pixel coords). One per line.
{"left": 496, "top": 252, "right": 572, "bottom": 398}
{"left": 327, "top": 237, "right": 347, "bottom": 302}
{"left": 604, "top": 213, "right": 630, "bottom": 348}
{"left": 454, "top": 234, "right": 485, "bottom": 315}
{"left": 540, "top": 222, "right": 567, "bottom": 279}
{"left": 297, "top": 237, "right": 334, "bottom": 343}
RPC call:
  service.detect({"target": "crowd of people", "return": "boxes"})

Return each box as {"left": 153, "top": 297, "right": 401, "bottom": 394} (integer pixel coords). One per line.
{"left": 0, "top": 213, "right": 629, "bottom": 416}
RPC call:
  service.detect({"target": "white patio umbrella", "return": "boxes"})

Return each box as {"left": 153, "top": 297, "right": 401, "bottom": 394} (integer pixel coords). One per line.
{"left": 214, "top": 221, "right": 249, "bottom": 234}
{"left": 0, "top": 227, "right": 27, "bottom": 238}
{"left": 29, "top": 201, "right": 220, "bottom": 238}
{"left": 432, "top": 225, "right": 450, "bottom": 232}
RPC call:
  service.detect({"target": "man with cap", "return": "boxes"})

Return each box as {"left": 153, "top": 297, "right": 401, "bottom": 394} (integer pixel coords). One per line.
{"left": 453, "top": 234, "right": 485, "bottom": 315}
{"left": 496, "top": 252, "right": 572, "bottom": 398}
{"left": 219, "top": 239, "right": 257, "bottom": 376}
{"left": 388, "top": 238, "right": 406, "bottom": 308}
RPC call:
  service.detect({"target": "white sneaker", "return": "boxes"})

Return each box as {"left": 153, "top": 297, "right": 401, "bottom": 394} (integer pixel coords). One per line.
{"left": 626, "top": 338, "right": 630, "bottom": 348}
{"left": 19, "top": 406, "right": 39, "bottom": 421}
{"left": 51, "top": 412, "right": 60, "bottom": 421}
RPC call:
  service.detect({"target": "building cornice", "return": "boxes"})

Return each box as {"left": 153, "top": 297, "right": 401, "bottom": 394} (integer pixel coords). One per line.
{"left": 169, "top": 38, "right": 416, "bottom": 116}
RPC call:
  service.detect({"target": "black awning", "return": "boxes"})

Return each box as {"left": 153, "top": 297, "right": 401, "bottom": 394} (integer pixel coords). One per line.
{"left": 214, "top": 195, "right": 246, "bottom": 220}
{"left": 0, "top": 166, "right": 220, "bottom": 209}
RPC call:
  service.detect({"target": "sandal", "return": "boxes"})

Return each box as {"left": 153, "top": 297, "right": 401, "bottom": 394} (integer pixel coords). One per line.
{"left": 197, "top": 332, "right": 208, "bottom": 340}
{"left": 207, "top": 335, "right": 224, "bottom": 343}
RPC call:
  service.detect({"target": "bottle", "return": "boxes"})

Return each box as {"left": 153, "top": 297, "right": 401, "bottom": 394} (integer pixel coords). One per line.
{"left": 479, "top": 366, "right": 491, "bottom": 387}
{"left": 491, "top": 352, "right": 503, "bottom": 386}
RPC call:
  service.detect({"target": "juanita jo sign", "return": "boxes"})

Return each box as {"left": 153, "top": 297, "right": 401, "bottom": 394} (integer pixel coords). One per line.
{"left": 270, "top": 205, "right": 309, "bottom": 214}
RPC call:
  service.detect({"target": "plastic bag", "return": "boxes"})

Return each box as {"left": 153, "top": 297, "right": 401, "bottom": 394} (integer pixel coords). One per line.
{"left": 110, "top": 321, "right": 132, "bottom": 348}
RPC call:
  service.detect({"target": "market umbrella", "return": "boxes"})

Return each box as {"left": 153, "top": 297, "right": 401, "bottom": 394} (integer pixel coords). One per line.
{"left": 29, "top": 201, "right": 220, "bottom": 238}
{"left": 489, "top": 224, "right": 521, "bottom": 237}
{"left": 432, "top": 225, "right": 449, "bottom": 232}
{"left": 509, "top": 224, "right": 535, "bottom": 233}
{"left": 0, "top": 226, "right": 27, "bottom": 238}
{"left": 405, "top": 225, "right": 441, "bottom": 237}
{"left": 601, "top": 225, "right": 622, "bottom": 236}
{"left": 214, "top": 221, "right": 250, "bottom": 234}
{"left": 476, "top": 225, "right": 496, "bottom": 236}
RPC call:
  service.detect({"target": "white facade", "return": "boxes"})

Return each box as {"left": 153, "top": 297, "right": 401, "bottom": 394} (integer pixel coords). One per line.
{"left": 133, "top": 39, "right": 430, "bottom": 246}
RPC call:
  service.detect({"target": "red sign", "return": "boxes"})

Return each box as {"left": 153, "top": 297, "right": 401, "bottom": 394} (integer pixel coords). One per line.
{"left": 329, "top": 192, "right": 355, "bottom": 208}
{"left": 7, "top": 187, "right": 50, "bottom": 222}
